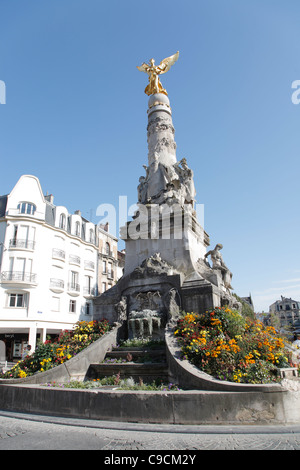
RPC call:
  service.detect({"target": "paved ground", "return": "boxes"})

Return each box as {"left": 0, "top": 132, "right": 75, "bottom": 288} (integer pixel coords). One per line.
{"left": 0, "top": 410, "right": 300, "bottom": 451}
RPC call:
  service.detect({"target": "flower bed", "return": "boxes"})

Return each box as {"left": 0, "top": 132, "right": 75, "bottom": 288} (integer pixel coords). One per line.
{"left": 174, "top": 308, "right": 291, "bottom": 384}
{"left": 1, "top": 320, "right": 110, "bottom": 379}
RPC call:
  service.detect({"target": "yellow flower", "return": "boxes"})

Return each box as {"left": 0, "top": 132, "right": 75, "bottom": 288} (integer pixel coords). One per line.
{"left": 185, "top": 313, "right": 196, "bottom": 323}
{"left": 18, "top": 370, "right": 27, "bottom": 378}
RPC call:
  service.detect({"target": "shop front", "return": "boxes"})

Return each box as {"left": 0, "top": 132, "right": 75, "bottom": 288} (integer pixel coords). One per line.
{"left": 0, "top": 332, "right": 31, "bottom": 362}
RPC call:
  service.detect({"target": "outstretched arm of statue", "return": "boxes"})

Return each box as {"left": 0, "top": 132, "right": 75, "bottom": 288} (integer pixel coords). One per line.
{"left": 137, "top": 63, "right": 150, "bottom": 74}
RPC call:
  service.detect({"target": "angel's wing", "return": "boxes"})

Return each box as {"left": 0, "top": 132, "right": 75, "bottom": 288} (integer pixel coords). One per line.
{"left": 158, "top": 51, "right": 179, "bottom": 74}
{"left": 137, "top": 63, "right": 149, "bottom": 73}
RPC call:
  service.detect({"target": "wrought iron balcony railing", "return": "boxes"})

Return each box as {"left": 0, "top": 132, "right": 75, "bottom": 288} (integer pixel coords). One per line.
{"left": 83, "top": 287, "right": 96, "bottom": 296}
{"left": 50, "top": 278, "right": 64, "bottom": 289}
{"left": 69, "top": 254, "right": 81, "bottom": 265}
{"left": 9, "top": 239, "right": 36, "bottom": 250}
{"left": 1, "top": 271, "right": 37, "bottom": 283}
{"left": 67, "top": 282, "right": 80, "bottom": 292}
{"left": 52, "top": 248, "right": 66, "bottom": 260}
{"left": 84, "top": 260, "right": 95, "bottom": 270}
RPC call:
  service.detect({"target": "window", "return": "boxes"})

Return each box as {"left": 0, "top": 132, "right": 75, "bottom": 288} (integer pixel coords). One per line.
{"left": 69, "top": 300, "right": 76, "bottom": 313}
{"left": 17, "top": 202, "right": 36, "bottom": 215}
{"left": 59, "top": 213, "right": 66, "bottom": 230}
{"left": 105, "top": 242, "right": 110, "bottom": 255}
{"left": 9, "top": 293, "right": 26, "bottom": 308}
{"left": 12, "top": 225, "right": 18, "bottom": 244}
{"left": 75, "top": 221, "right": 80, "bottom": 237}
{"left": 108, "top": 262, "right": 113, "bottom": 279}
{"left": 102, "top": 282, "right": 106, "bottom": 293}
{"left": 86, "top": 302, "right": 91, "bottom": 315}
{"left": 10, "top": 225, "right": 35, "bottom": 250}
{"left": 102, "top": 260, "right": 107, "bottom": 273}
{"left": 89, "top": 229, "right": 94, "bottom": 243}
{"left": 84, "top": 275, "right": 92, "bottom": 295}
{"left": 69, "top": 271, "right": 79, "bottom": 291}
{"left": 70, "top": 271, "right": 78, "bottom": 286}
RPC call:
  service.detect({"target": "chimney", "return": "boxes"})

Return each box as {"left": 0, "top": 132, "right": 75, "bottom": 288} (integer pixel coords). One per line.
{"left": 45, "top": 194, "right": 54, "bottom": 204}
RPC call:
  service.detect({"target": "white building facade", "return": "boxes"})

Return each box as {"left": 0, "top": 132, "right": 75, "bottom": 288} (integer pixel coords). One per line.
{"left": 0, "top": 175, "right": 98, "bottom": 361}
{"left": 97, "top": 223, "right": 119, "bottom": 295}
{"left": 269, "top": 296, "right": 300, "bottom": 328}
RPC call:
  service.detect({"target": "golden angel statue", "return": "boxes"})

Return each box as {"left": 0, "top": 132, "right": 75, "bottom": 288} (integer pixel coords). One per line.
{"left": 137, "top": 51, "right": 179, "bottom": 96}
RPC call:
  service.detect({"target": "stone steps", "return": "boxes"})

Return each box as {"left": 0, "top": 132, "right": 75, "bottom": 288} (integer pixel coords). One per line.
{"left": 86, "top": 345, "right": 170, "bottom": 384}
{"left": 0, "top": 362, "right": 15, "bottom": 373}
{"left": 105, "top": 347, "right": 166, "bottom": 363}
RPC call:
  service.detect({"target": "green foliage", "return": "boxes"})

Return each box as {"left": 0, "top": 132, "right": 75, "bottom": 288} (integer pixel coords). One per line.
{"left": 233, "top": 294, "right": 256, "bottom": 320}
{"left": 43, "top": 376, "right": 180, "bottom": 391}
{"left": 119, "top": 338, "right": 165, "bottom": 348}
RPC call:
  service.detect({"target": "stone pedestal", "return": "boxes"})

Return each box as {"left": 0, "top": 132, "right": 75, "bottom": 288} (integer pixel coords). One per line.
{"left": 121, "top": 205, "right": 209, "bottom": 277}
{"left": 181, "top": 276, "right": 221, "bottom": 314}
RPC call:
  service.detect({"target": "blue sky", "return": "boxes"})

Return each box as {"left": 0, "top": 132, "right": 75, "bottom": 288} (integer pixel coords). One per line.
{"left": 0, "top": 0, "right": 299, "bottom": 312}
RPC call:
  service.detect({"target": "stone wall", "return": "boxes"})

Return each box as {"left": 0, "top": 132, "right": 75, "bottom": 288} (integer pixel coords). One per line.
{"left": 0, "top": 383, "right": 299, "bottom": 425}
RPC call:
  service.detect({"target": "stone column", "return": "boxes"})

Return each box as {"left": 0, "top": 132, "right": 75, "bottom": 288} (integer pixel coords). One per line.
{"left": 40, "top": 328, "right": 47, "bottom": 343}
{"left": 147, "top": 93, "right": 177, "bottom": 167}
{"left": 28, "top": 325, "right": 37, "bottom": 351}
{"left": 146, "top": 93, "right": 177, "bottom": 200}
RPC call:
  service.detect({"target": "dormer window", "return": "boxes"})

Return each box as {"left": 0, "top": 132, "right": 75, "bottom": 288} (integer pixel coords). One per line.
{"left": 17, "top": 202, "right": 36, "bottom": 215}
{"left": 59, "top": 213, "right": 66, "bottom": 230}
{"left": 75, "top": 221, "right": 81, "bottom": 237}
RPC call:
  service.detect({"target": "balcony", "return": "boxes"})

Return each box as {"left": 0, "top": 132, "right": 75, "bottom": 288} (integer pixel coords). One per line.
{"left": 101, "top": 249, "right": 115, "bottom": 258}
{"left": 83, "top": 287, "right": 97, "bottom": 297}
{"left": 1, "top": 271, "right": 37, "bottom": 286}
{"left": 52, "top": 248, "right": 66, "bottom": 261}
{"left": 102, "top": 270, "right": 114, "bottom": 280}
{"left": 69, "top": 254, "right": 81, "bottom": 266}
{"left": 67, "top": 282, "right": 80, "bottom": 296}
{"left": 50, "top": 278, "right": 64, "bottom": 293}
{"left": 84, "top": 260, "right": 95, "bottom": 271}
{"left": 9, "top": 239, "right": 36, "bottom": 251}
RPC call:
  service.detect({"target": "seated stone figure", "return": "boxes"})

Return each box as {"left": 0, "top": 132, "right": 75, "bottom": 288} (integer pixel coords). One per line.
{"left": 204, "top": 243, "right": 233, "bottom": 290}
